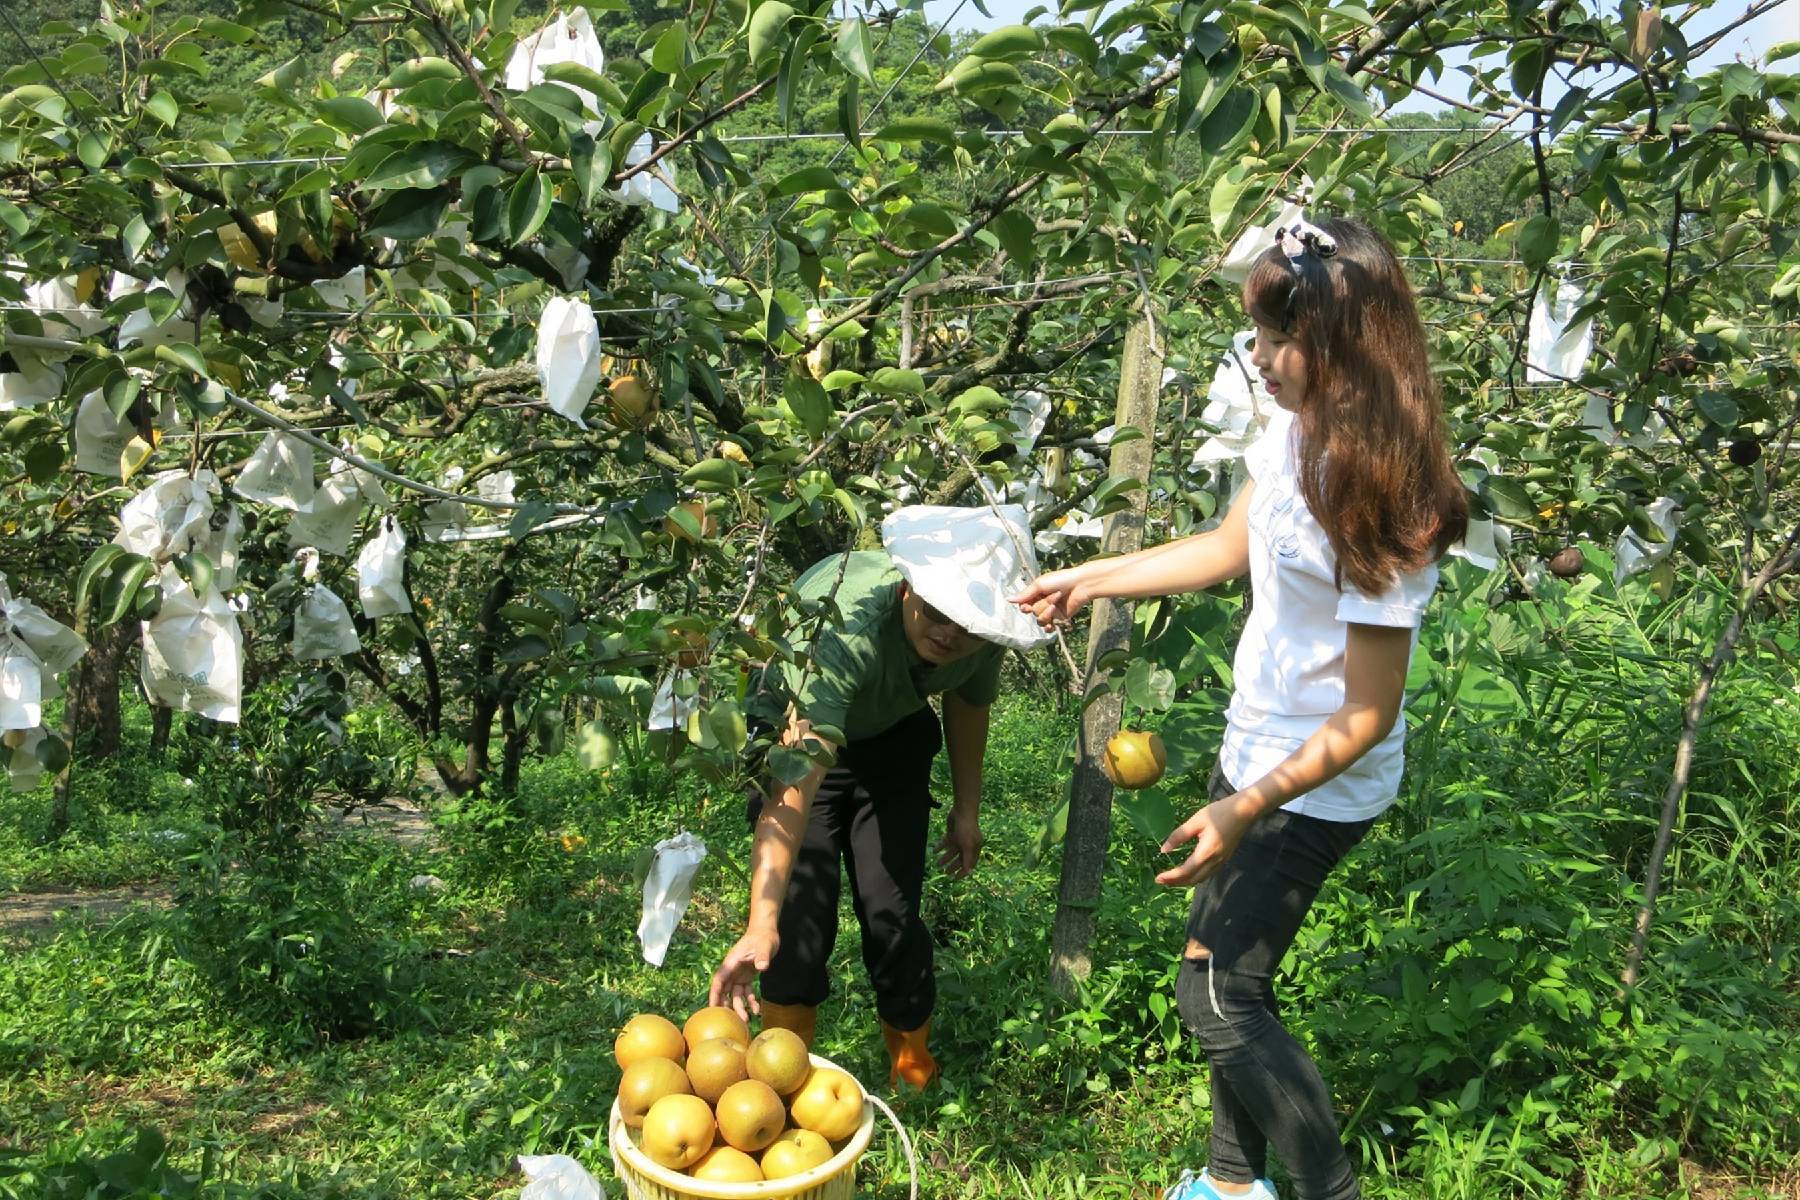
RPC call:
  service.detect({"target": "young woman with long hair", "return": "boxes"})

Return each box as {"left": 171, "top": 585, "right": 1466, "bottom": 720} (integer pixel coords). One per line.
{"left": 1014, "top": 216, "right": 1468, "bottom": 1200}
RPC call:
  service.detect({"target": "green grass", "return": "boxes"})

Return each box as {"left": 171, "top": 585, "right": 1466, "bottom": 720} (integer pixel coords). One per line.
{"left": 2, "top": 580, "right": 1798, "bottom": 1198}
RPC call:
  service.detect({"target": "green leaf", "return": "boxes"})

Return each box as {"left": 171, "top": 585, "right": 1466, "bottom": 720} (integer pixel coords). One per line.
{"left": 506, "top": 169, "right": 552, "bottom": 244}
{"left": 153, "top": 342, "right": 209, "bottom": 377}
{"left": 364, "top": 186, "right": 451, "bottom": 240}
{"left": 1518, "top": 213, "right": 1560, "bottom": 272}
{"left": 683, "top": 457, "right": 742, "bottom": 491}
{"left": 101, "top": 554, "right": 154, "bottom": 627}
{"left": 783, "top": 375, "right": 831, "bottom": 438}
{"left": 359, "top": 141, "right": 473, "bottom": 192}
{"left": 145, "top": 90, "right": 178, "bottom": 126}
{"left": 773, "top": 166, "right": 841, "bottom": 196}
{"left": 543, "top": 62, "right": 625, "bottom": 111}
{"left": 1199, "top": 86, "right": 1258, "bottom": 155}
{"left": 1480, "top": 476, "right": 1535, "bottom": 520}
{"left": 820, "top": 369, "right": 865, "bottom": 391}
{"left": 1321, "top": 65, "right": 1371, "bottom": 119}
{"left": 649, "top": 23, "right": 688, "bottom": 74}
{"left": 748, "top": 1, "right": 795, "bottom": 66}
{"left": 834, "top": 18, "right": 876, "bottom": 87}
{"left": 869, "top": 367, "right": 924, "bottom": 396}
{"left": 77, "top": 131, "right": 109, "bottom": 170}
{"left": 569, "top": 130, "right": 612, "bottom": 207}
{"left": 967, "top": 23, "right": 1042, "bottom": 61}
{"left": 989, "top": 208, "right": 1036, "bottom": 268}
{"left": 0, "top": 198, "right": 25, "bottom": 237}
{"left": 380, "top": 57, "right": 461, "bottom": 89}
{"left": 23, "top": 441, "right": 63, "bottom": 485}
{"left": 1694, "top": 389, "right": 1739, "bottom": 428}
{"left": 874, "top": 117, "right": 957, "bottom": 144}
{"left": 1210, "top": 168, "right": 1252, "bottom": 237}
{"left": 75, "top": 544, "right": 126, "bottom": 615}
{"left": 316, "top": 96, "right": 385, "bottom": 135}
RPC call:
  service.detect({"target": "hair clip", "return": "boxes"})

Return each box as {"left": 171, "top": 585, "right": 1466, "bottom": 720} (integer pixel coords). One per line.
{"left": 1276, "top": 215, "right": 1338, "bottom": 263}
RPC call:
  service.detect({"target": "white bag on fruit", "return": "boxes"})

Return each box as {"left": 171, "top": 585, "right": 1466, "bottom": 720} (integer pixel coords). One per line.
{"left": 355, "top": 519, "right": 412, "bottom": 617}
{"left": 293, "top": 584, "right": 362, "bottom": 661}
{"left": 235, "top": 431, "right": 317, "bottom": 512}
{"left": 114, "top": 470, "right": 220, "bottom": 562}
{"left": 5, "top": 726, "right": 49, "bottom": 792}
{"left": 504, "top": 9, "right": 606, "bottom": 116}
{"left": 0, "top": 353, "right": 64, "bottom": 411}
{"left": 141, "top": 564, "right": 243, "bottom": 723}
{"left": 535, "top": 296, "right": 601, "bottom": 429}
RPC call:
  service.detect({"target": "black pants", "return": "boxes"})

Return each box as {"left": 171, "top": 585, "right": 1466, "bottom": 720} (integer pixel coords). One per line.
{"left": 747, "top": 705, "right": 942, "bottom": 1032}
{"left": 1175, "top": 766, "right": 1375, "bottom": 1200}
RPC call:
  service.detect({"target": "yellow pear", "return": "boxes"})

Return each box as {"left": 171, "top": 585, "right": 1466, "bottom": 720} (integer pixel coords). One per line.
{"left": 615, "top": 1013, "right": 686, "bottom": 1070}
{"left": 760, "top": 1128, "right": 833, "bottom": 1179}
{"left": 713, "top": 1078, "right": 787, "bottom": 1153}
{"left": 788, "top": 1066, "right": 864, "bottom": 1141}
{"left": 684, "top": 1006, "right": 749, "bottom": 1054}
{"left": 608, "top": 374, "right": 658, "bottom": 428}
{"left": 689, "top": 1145, "right": 763, "bottom": 1183}
{"left": 744, "top": 1028, "right": 811, "bottom": 1096}
{"left": 616, "top": 1056, "right": 690, "bottom": 1130}
{"left": 638, "top": 1093, "right": 714, "bottom": 1171}
{"left": 685, "top": 1037, "right": 748, "bottom": 1105}
{"left": 1101, "top": 729, "right": 1166, "bottom": 790}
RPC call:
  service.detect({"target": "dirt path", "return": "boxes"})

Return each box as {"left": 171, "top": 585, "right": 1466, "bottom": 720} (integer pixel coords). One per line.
{"left": 3, "top": 789, "right": 441, "bottom": 937}
{"left": 0, "top": 884, "right": 173, "bottom": 937}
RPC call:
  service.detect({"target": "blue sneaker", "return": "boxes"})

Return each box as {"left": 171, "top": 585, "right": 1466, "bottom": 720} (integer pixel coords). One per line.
{"left": 1162, "top": 1167, "right": 1280, "bottom": 1200}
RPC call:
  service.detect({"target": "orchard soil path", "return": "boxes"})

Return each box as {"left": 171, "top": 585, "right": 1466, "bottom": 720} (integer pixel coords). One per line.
{"left": 0, "top": 788, "right": 438, "bottom": 939}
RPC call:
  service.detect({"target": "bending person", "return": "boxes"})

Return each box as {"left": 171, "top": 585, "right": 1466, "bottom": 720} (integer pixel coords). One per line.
{"left": 710, "top": 504, "right": 1052, "bottom": 1089}
{"left": 1014, "top": 217, "right": 1468, "bottom": 1200}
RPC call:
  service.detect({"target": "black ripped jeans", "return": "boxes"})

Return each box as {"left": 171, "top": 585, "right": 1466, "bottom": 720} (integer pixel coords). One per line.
{"left": 1175, "top": 767, "right": 1375, "bottom": 1200}
{"left": 747, "top": 705, "right": 942, "bottom": 1031}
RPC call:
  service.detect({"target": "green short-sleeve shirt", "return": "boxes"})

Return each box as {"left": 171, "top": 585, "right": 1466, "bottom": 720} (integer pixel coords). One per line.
{"left": 780, "top": 550, "right": 1003, "bottom": 744}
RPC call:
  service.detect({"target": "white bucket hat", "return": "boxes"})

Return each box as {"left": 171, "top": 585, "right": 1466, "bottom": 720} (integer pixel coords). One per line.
{"left": 880, "top": 504, "right": 1056, "bottom": 651}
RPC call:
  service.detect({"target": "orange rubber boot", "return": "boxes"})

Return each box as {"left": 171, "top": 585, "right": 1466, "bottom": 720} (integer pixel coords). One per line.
{"left": 880, "top": 1019, "right": 939, "bottom": 1090}
{"left": 758, "top": 1001, "right": 817, "bottom": 1049}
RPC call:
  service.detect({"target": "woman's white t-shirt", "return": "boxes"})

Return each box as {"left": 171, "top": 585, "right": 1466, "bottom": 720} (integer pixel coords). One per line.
{"left": 1219, "top": 407, "right": 1439, "bottom": 822}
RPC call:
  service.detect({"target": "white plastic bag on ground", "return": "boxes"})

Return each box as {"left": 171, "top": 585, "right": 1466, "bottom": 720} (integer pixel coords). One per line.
{"left": 1615, "top": 497, "right": 1680, "bottom": 582}
{"left": 142, "top": 564, "right": 243, "bottom": 723}
{"left": 1527, "top": 279, "right": 1593, "bottom": 382}
{"left": 638, "top": 831, "right": 707, "bottom": 968}
{"left": 355, "top": 519, "right": 412, "bottom": 617}
{"left": 293, "top": 584, "right": 362, "bottom": 660}
{"left": 609, "top": 134, "right": 679, "bottom": 213}
{"left": 0, "top": 353, "right": 65, "bottom": 411}
{"left": 5, "top": 727, "right": 48, "bottom": 792}
{"left": 235, "top": 431, "right": 316, "bottom": 511}
{"left": 535, "top": 296, "right": 601, "bottom": 429}
{"left": 517, "top": 1154, "right": 606, "bottom": 1200}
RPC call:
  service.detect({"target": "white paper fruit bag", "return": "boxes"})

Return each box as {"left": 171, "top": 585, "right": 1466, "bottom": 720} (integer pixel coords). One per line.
{"left": 355, "top": 519, "right": 412, "bottom": 617}
{"left": 141, "top": 564, "right": 243, "bottom": 723}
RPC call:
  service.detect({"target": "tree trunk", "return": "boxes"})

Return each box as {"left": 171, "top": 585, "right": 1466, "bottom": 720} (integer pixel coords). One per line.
{"left": 65, "top": 619, "right": 136, "bottom": 760}
{"left": 499, "top": 698, "right": 526, "bottom": 796}
{"left": 1049, "top": 317, "right": 1164, "bottom": 996}
{"left": 1619, "top": 524, "right": 1800, "bottom": 995}
{"left": 149, "top": 703, "right": 173, "bottom": 756}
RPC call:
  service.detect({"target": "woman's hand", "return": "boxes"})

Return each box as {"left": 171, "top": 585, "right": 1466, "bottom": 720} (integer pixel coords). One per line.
{"left": 1010, "top": 568, "right": 1092, "bottom": 630}
{"left": 709, "top": 926, "right": 779, "bottom": 1021}
{"left": 1155, "top": 796, "right": 1255, "bottom": 888}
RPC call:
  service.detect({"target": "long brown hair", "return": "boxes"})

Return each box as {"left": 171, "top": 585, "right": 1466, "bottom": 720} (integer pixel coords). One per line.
{"left": 1243, "top": 217, "right": 1468, "bottom": 594}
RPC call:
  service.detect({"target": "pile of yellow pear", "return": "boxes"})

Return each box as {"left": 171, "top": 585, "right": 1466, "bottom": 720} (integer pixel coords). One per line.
{"left": 615, "top": 1006, "right": 866, "bottom": 1184}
